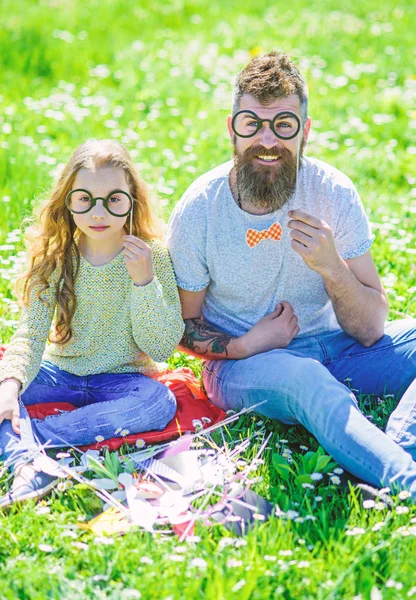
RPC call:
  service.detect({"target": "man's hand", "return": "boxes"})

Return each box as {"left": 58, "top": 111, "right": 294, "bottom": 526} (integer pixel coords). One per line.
{"left": 0, "top": 379, "right": 21, "bottom": 435}
{"left": 288, "top": 210, "right": 341, "bottom": 277}
{"left": 179, "top": 289, "right": 299, "bottom": 360}
{"left": 123, "top": 235, "right": 154, "bottom": 287}
{"left": 238, "top": 301, "right": 299, "bottom": 357}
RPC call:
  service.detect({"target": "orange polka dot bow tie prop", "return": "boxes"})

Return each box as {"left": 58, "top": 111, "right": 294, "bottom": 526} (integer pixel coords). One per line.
{"left": 246, "top": 222, "right": 282, "bottom": 248}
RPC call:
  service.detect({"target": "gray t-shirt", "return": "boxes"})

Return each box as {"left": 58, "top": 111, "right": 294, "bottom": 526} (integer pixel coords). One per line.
{"left": 166, "top": 157, "right": 374, "bottom": 338}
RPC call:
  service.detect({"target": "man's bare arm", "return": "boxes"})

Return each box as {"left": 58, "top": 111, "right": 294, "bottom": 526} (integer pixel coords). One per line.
{"left": 323, "top": 251, "right": 388, "bottom": 347}
{"left": 178, "top": 288, "right": 300, "bottom": 360}
{"left": 177, "top": 288, "right": 245, "bottom": 358}
{"left": 288, "top": 210, "right": 388, "bottom": 347}
{"left": 179, "top": 317, "right": 241, "bottom": 358}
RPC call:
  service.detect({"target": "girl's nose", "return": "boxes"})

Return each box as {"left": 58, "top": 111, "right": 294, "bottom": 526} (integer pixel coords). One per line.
{"left": 91, "top": 200, "right": 107, "bottom": 219}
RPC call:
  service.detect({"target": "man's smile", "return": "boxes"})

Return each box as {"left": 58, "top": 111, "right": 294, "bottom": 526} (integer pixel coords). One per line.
{"left": 255, "top": 154, "right": 281, "bottom": 164}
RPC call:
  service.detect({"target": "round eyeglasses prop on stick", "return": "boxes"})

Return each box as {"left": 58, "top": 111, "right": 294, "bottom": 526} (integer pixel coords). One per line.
{"left": 231, "top": 110, "right": 302, "bottom": 202}
{"left": 65, "top": 189, "right": 134, "bottom": 234}
{"left": 231, "top": 110, "right": 301, "bottom": 140}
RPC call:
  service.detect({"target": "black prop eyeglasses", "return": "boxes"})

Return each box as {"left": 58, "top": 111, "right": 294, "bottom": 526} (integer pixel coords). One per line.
{"left": 231, "top": 110, "right": 301, "bottom": 140}
{"left": 65, "top": 189, "right": 133, "bottom": 217}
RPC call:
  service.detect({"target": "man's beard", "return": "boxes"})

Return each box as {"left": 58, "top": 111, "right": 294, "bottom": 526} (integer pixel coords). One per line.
{"left": 234, "top": 142, "right": 303, "bottom": 212}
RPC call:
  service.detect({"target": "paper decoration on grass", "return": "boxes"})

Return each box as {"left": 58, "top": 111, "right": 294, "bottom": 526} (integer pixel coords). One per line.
{"left": 3, "top": 402, "right": 273, "bottom": 539}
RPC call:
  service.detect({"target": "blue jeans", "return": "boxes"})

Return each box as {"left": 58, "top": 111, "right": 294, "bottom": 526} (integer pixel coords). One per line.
{"left": 0, "top": 362, "right": 177, "bottom": 464}
{"left": 203, "top": 319, "right": 416, "bottom": 493}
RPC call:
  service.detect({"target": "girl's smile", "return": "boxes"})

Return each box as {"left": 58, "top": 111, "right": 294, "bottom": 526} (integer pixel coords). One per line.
{"left": 89, "top": 225, "right": 110, "bottom": 232}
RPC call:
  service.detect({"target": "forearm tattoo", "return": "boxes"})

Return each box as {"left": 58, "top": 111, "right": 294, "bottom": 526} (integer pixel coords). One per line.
{"left": 182, "top": 318, "right": 232, "bottom": 356}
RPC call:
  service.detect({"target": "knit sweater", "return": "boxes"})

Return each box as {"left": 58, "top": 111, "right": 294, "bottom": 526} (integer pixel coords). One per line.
{"left": 0, "top": 241, "right": 185, "bottom": 392}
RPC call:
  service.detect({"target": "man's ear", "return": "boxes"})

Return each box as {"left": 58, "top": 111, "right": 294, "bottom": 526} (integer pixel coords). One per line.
{"left": 227, "top": 114, "right": 234, "bottom": 142}
{"left": 303, "top": 117, "right": 312, "bottom": 144}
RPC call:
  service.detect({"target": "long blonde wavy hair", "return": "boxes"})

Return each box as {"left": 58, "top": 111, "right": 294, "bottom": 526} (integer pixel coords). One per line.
{"left": 18, "top": 139, "right": 163, "bottom": 345}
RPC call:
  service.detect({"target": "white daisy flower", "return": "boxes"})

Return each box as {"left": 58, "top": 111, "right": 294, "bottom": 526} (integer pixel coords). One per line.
{"left": 285, "top": 510, "right": 299, "bottom": 520}
{"left": 190, "top": 558, "right": 207, "bottom": 569}
{"left": 135, "top": 439, "right": 146, "bottom": 449}
{"left": 169, "top": 555, "right": 185, "bottom": 563}
{"left": 185, "top": 536, "right": 201, "bottom": 543}
{"left": 386, "top": 579, "right": 403, "bottom": 590}
{"left": 192, "top": 419, "right": 203, "bottom": 431}
{"left": 38, "top": 544, "right": 54, "bottom": 553}
{"left": 345, "top": 527, "right": 365, "bottom": 536}
{"left": 72, "top": 542, "right": 89, "bottom": 551}
{"left": 226, "top": 558, "right": 243, "bottom": 568}
{"left": 95, "top": 435, "right": 105, "bottom": 442}
{"left": 398, "top": 490, "right": 411, "bottom": 500}
{"left": 396, "top": 506, "right": 410, "bottom": 515}
{"left": 35, "top": 505, "right": 51, "bottom": 515}
{"left": 330, "top": 475, "right": 341, "bottom": 485}
{"left": 94, "top": 536, "right": 114, "bottom": 545}
{"left": 120, "top": 429, "right": 130, "bottom": 436}
{"left": 310, "top": 472, "right": 323, "bottom": 481}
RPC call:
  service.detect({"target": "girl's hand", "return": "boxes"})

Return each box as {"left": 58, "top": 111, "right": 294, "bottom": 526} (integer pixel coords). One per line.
{"left": 0, "top": 379, "right": 21, "bottom": 434}
{"left": 123, "top": 235, "right": 154, "bottom": 287}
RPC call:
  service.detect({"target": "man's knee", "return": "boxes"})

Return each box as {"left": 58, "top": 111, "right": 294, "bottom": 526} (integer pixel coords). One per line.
{"left": 384, "top": 318, "right": 416, "bottom": 351}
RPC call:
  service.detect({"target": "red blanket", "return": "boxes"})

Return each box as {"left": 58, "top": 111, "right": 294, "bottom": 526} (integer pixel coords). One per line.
{"left": 0, "top": 346, "right": 225, "bottom": 451}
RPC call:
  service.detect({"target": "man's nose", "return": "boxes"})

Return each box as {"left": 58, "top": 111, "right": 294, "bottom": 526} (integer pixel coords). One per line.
{"left": 257, "top": 122, "right": 278, "bottom": 148}
{"left": 91, "top": 199, "right": 107, "bottom": 218}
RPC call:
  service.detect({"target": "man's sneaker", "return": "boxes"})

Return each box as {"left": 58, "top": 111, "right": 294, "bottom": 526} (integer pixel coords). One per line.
{"left": 0, "top": 463, "right": 58, "bottom": 509}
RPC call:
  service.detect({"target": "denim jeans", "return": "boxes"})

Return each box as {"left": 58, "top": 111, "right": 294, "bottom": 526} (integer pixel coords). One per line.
{"left": 0, "top": 361, "right": 177, "bottom": 464}
{"left": 203, "top": 319, "right": 416, "bottom": 494}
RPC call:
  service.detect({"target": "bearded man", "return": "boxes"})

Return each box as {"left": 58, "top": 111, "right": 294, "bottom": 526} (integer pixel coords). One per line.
{"left": 166, "top": 51, "right": 416, "bottom": 496}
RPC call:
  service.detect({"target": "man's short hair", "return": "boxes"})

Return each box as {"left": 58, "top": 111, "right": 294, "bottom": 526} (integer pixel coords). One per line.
{"left": 232, "top": 51, "right": 308, "bottom": 123}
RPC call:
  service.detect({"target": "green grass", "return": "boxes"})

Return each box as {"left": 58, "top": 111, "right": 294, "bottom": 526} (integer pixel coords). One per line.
{"left": 0, "top": 0, "right": 415, "bottom": 598}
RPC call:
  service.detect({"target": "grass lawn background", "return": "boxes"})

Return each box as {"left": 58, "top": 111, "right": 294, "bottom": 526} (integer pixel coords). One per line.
{"left": 0, "top": 0, "right": 415, "bottom": 598}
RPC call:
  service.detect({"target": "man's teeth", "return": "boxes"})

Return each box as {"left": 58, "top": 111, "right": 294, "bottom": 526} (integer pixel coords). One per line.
{"left": 257, "top": 155, "right": 279, "bottom": 161}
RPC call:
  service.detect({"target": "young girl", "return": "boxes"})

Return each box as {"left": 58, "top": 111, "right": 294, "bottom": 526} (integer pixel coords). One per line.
{"left": 0, "top": 139, "right": 185, "bottom": 506}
